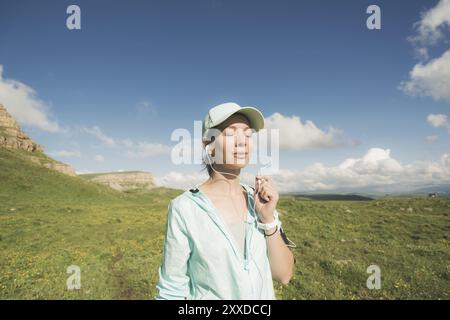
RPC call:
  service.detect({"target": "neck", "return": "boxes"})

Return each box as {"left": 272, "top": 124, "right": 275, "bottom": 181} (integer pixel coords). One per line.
{"left": 206, "top": 164, "right": 243, "bottom": 195}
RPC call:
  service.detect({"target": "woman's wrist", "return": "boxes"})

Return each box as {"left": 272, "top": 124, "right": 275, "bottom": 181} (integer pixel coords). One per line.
{"left": 258, "top": 209, "right": 278, "bottom": 223}
{"left": 264, "top": 225, "right": 278, "bottom": 237}
{"left": 258, "top": 215, "right": 275, "bottom": 224}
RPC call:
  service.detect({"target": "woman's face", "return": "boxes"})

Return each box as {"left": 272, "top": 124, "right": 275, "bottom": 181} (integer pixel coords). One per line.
{"left": 209, "top": 114, "right": 254, "bottom": 170}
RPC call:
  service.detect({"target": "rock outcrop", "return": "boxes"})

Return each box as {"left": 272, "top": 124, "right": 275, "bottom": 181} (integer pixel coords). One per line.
{"left": 80, "top": 171, "right": 156, "bottom": 192}
{"left": 0, "top": 104, "right": 44, "bottom": 152}
{"left": 0, "top": 103, "right": 76, "bottom": 176}
{"left": 27, "top": 155, "right": 77, "bottom": 176}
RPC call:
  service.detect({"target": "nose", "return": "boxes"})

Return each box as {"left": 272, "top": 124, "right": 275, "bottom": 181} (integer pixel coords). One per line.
{"left": 235, "top": 129, "right": 247, "bottom": 148}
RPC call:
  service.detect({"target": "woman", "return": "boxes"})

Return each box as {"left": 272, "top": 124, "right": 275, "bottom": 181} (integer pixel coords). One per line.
{"left": 155, "top": 102, "right": 295, "bottom": 300}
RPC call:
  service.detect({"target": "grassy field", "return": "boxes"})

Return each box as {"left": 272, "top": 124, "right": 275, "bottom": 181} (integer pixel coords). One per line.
{"left": 0, "top": 148, "right": 449, "bottom": 299}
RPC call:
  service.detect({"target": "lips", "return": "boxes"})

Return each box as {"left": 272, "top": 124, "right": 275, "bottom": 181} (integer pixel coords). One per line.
{"left": 233, "top": 152, "right": 247, "bottom": 158}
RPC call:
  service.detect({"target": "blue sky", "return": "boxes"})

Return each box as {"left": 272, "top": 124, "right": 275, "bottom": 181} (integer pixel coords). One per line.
{"left": 0, "top": 0, "right": 449, "bottom": 192}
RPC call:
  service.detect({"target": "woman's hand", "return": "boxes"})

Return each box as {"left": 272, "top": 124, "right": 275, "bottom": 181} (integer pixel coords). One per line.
{"left": 254, "top": 175, "right": 279, "bottom": 223}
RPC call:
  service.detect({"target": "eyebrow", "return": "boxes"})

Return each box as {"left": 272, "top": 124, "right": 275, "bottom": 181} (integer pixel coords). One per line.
{"left": 227, "top": 124, "right": 251, "bottom": 129}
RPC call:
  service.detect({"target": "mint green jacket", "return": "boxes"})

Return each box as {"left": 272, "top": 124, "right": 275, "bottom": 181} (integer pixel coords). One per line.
{"left": 155, "top": 182, "right": 277, "bottom": 300}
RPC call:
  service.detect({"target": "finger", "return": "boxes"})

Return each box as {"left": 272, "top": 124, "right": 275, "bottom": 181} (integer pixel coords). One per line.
{"left": 256, "top": 176, "right": 267, "bottom": 192}
{"left": 264, "top": 188, "right": 274, "bottom": 201}
{"left": 259, "top": 179, "right": 267, "bottom": 190}
{"left": 257, "top": 187, "right": 265, "bottom": 199}
{"left": 260, "top": 175, "right": 272, "bottom": 184}
{"left": 261, "top": 181, "right": 276, "bottom": 194}
{"left": 259, "top": 178, "right": 273, "bottom": 192}
{"left": 255, "top": 177, "right": 263, "bottom": 194}
{"left": 259, "top": 183, "right": 267, "bottom": 195}
{"left": 260, "top": 189, "right": 270, "bottom": 202}
{"left": 260, "top": 182, "right": 274, "bottom": 194}
{"left": 264, "top": 185, "right": 277, "bottom": 199}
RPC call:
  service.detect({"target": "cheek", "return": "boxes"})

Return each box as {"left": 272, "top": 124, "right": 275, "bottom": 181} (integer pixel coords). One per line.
{"left": 216, "top": 137, "right": 232, "bottom": 159}
{"left": 248, "top": 139, "right": 253, "bottom": 152}
{"left": 223, "top": 137, "right": 235, "bottom": 152}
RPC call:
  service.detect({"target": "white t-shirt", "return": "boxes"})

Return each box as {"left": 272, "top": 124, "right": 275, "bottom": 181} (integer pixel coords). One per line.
{"left": 225, "top": 221, "right": 246, "bottom": 257}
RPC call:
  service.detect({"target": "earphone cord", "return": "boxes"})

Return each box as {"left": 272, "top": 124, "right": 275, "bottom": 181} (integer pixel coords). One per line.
{"left": 204, "top": 146, "right": 245, "bottom": 221}
{"left": 204, "top": 148, "right": 265, "bottom": 298}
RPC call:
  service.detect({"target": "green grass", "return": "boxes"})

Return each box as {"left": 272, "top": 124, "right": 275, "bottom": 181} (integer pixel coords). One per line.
{"left": 0, "top": 148, "right": 449, "bottom": 299}
{"left": 276, "top": 197, "right": 450, "bottom": 299}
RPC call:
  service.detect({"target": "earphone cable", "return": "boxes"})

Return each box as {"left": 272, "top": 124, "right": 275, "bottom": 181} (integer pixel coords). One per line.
{"left": 204, "top": 146, "right": 264, "bottom": 298}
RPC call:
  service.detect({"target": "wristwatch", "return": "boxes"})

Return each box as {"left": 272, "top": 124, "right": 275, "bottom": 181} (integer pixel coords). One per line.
{"left": 256, "top": 209, "right": 282, "bottom": 231}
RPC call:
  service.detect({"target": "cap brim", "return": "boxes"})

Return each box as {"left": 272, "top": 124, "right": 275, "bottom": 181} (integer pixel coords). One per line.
{"left": 232, "top": 106, "right": 265, "bottom": 132}
{"left": 202, "top": 105, "right": 265, "bottom": 140}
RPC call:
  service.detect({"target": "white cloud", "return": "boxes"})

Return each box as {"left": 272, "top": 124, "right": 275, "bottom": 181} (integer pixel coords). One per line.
{"left": 264, "top": 112, "right": 351, "bottom": 150}
{"left": 408, "top": 0, "right": 450, "bottom": 46}
{"left": 402, "top": 1, "right": 450, "bottom": 102}
{"left": 337, "top": 148, "right": 403, "bottom": 174}
{"left": 126, "top": 142, "right": 171, "bottom": 159}
{"left": 49, "top": 150, "right": 81, "bottom": 158}
{"left": 416, "top": 47, "right": 430, "bottom": 61}
{"left": 399, "top": 50, "right": 450, "bottom": 103}
{"left": 155, "top": 171, "right": 209, "bottom": 190}
{"left": 82, "top": 125, "right": 171, "bottom": 158}
{"left": 0, "top": 65, "right": 60, "bottom": 132}
{"left": 94, "top": 154, "right": 104, "bottom": 163}
{"left": 156, "top": 148, "right": 450, "bottom": 193}
{"left": 427, "top": 113, "right": 448, "bottom": 127}
{"left": 426, "top": 113, "right": 450, "bottom": 134}
{"left": 269, "top": 148, "right": 450, "bottom": 193}
{"left": 82, "top": 126, "right": 115, "bottom": 146}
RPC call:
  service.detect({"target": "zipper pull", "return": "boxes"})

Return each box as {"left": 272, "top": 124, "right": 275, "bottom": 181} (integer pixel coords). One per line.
{"left": 244, "top": 227, "right": 250, "bottom": 270}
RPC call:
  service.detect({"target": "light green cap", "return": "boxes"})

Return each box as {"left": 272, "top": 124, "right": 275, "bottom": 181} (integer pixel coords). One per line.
{"left": 202, "top": 102, "right": 265, "bottom": 140}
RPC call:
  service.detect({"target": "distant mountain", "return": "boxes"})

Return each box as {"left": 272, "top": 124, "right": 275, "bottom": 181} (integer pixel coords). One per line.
{"left": 289, "top": 194, "right": 374, "bottom": 201}
{"left": 410, "top": 184, "right": 450, "bottom": 195}
{"left": 282, "top": 184, "right": 450, "bottom": 199}
{"left": 79, "top": 171, "right": 156, "bottom": 192}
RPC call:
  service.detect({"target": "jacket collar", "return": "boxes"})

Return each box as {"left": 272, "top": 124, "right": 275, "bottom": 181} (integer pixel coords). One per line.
{"left": 186, "top": 181, "right": 257, "bottom": 261}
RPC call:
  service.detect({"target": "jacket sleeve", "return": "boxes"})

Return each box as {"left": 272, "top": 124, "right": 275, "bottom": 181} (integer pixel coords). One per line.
{"left": 155, "top": 199, "right": 192, "bottom": 300}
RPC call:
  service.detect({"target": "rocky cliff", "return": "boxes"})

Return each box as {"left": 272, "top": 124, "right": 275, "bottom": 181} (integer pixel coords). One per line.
{"left": 0, "top": 103, "right": 76, "bottom": 176}
{"left": 0, "top": 104, "right": 44, "bottom": 152}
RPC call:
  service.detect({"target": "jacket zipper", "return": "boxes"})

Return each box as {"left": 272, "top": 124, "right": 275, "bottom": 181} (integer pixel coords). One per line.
{"left": 193, "top": 183, "right": 252, "bottom": 267}
{"left": 192, "top": 183, "right": 257, "bottom": 298}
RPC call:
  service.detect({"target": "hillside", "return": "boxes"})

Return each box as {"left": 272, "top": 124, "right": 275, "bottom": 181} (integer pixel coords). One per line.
{"left": 0, "top": 147, "right": 181, "bottom": 206}
{"left": 79, "top": 171, "right": 156, "bottom": 193}
{"left": 1, "top": 146, "right": 449, "bottom": 299}
{"left": 0, "top": 148, "right": 122, "bottom": 206}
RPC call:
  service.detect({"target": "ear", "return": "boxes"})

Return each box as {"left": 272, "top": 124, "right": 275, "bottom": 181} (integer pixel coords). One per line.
{"left": 204, "top": 141, "right": 215, "bottom": 155}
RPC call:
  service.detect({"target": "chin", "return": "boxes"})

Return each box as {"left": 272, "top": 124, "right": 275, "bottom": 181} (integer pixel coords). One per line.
{"left": 226, "top": 161, "right": 249, "bottom": 170}
{"left": 222, "top": 154, "right": 250, "bottom": 169}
